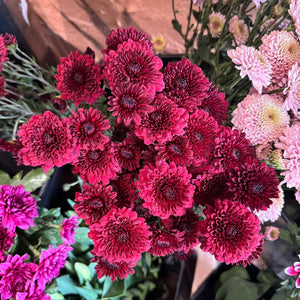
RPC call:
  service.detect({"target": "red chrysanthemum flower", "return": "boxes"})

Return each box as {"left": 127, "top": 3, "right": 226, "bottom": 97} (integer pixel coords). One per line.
{"left": 108, "top": 84, "right": 155, "bottom": 126}
{"left": 17, "top": 111, "right": 77, "bottom": 173}
{"left": 51, "top": 96, "right": 67, "bottom": 114}
{"left": 0, "top": 223, "right": 15, "bottom": 261}
{"left": 91, "top": 252, "right": 136, "bottom": 281}
{"left": 0, "top": 35, "right": 8, "bottom": 64}
{"left": 111, "top": 121, "right": 134, "bottom": 143}
{"left": 55, "top": 51, "right": 104, "bottom": 106}
{"left": 103, "top": 27, "right": 153, "bottom": 54}
{"left": 136, "top": 161, "right": 195, "bottom": 219}
{"left": 103, "top": 39, "right": 164, "bottom": 92}
{"left": 2, "top": 33, "right": 17, "bottom": 47}
{"left": 134, "top": 94, "right": 189, "bottom": 145}
{"left": 155, "top": 135, "right": 193, "bottom": 166}
{"left": 60, "top": 214, "right": 79, "bottom": 245}
{"left": 74, "top": 183, "right": 117, "bottom": 226}
{"left": 162, "top": 58, "right": 210, "bottom": 112}
{"left": 198, "top": 86, "right": 228, "bottom": 125}
{"left": 89, "top": 207, "right": 151, "bottom": 263}
{"left": 66, "top": 107, "right": 110, "bottom": 150}
{"left": 198, "top": 199, "right": 263, "bottom": 264}
{"left": 72, "top": 142, "right": 120, "bottom": 185}
{"left": 213, "top": 127, "right": 255, "bottom": 170}
{"left": 185, "top": 109, "right": 219, "bottom": 165}
{"left": 0, "top": 185, "right": 38, "bottom": 232}
{"left": 0, "top": 76, "right": 5, "bottom": 97}
{"left": 228, "top": 157, "right": 279, "bottom": 211}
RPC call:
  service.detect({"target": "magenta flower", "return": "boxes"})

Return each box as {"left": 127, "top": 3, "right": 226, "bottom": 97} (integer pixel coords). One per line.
{"left": 0, "top": 223, "right": 15, "bottom": 261}
{"left": 285, "top": 255, "right": 300, "bottom": 288}
{"left": 60, "top": 215, "right": 80, "bottom": 245}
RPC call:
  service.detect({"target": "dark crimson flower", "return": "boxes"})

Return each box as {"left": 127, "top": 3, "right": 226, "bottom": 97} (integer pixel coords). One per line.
{"left": 0, "top": 139, "right": 23, "bottom": 165}
{"left": 198, "top": 199, "right": 263, "bottom": 264}
{"left": 135, "top": 94, "right": 189, "bottom": 145}
{"left": 155, "top": 135, "right": 193, "bottom": 166}
{"left": 66, "top": 107, "right": 110, "bottom": 150}
{"left": 0, "top": 75, "right": 5, "bottom": 97}
{"left": 51, "top": 96, "right": 67, "bottom": 114}
{"left": 0, "top": 35, "right": 8, "bottom": 64}
{"left": 17, "top": 111, "right": 77, "bottom": 172}
{"left": 213, "top": 127, "right": 255, "bottom": 169}
{"left": 72, "top": 142, "right": 120, "bottom": 185}
{"left": 89, "top": 207, "right": 151, "bottom": 263}
{"left": 111, "top": 121, "right": 134, "bottom": 143}
{"left": 103, "top": 27, "right": 153, "bottom": 54}
{"left": 162, "top": 58, "right": 210, "bottom": 112}
{"left": 185, "top": 109, "right": 219, "bottom": 165}
{"left": 74, "top": 183, "right": 117, "bottom": 226}
{"left": 60, "top": 215, "right": 79, "bottom": 245}
{"left": 0, "top": 223, "right": 15, "bottom": 261}
{"left": 0, "top": 254, "right": 37, "bottom": 300}
{"left": 108, "top": 84, "right": 155, "bottom": 126}
{"left": 136, "top": 161, "right": 195, "bottom": 219}
{"left": 228, "top": 157, "right": 279, "bottom": 211}
{"left": 198, "top": 85, "right": 228, "bottom": 125}
{"left": 103, "top": 39, "right": 164, "bottom": 92}
{"left": 91, "top": 252, "right": 135, "bottom": 281}
{"left": 55, "top": 51, "right": 104, "bottom": 106}
{"left": 2, "top": 33, "right": 17, "bottom": 47}
{"left": 0, "top": 185, "right": 38, "bottom": 232}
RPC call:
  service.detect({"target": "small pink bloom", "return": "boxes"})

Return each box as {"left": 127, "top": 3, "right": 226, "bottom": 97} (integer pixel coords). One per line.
{"left": 264, "top": 226, "right": 280, "bottom": 241}
{"left": 60, "top": 215, "right": 79, "bottom": 245}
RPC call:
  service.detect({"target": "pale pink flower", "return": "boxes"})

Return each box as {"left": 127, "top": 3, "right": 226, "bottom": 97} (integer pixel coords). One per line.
{"left": 264, "top": 226, "right": 280, "bottom": 241}
{"left": 208, "top": 12, "right": 226, "bottom": 38}
{"left": 289, "top": 0, "right": 300, "bottom": 39}
{"left": 229, "top": 16, "right": 249, "bottom": 46}
{"left": 252, "top": 0, "right": 267, "bottom": 8}
{"left": 227, "top": 45, "right": 272, "bottom": 93}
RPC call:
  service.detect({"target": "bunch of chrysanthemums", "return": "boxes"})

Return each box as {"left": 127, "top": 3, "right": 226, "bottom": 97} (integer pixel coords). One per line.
{"left": 0, "top": 26, "right": 281, "bottom": 289}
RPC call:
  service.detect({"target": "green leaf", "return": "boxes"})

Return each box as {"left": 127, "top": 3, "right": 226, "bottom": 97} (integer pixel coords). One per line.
{"left": 49, "top": 293, "right": 64, "bottom": 300}
{"left": 0, "top": 170, "right": 12, "bottom": 185}
{"left": 219, "top": 266, "right": 250, "bottom": 284}
{"left": 172, "top": 19, "right": 183, "bottom": 35}
{"left": 257, "top": 269, "right": 281, "bottom": 287}
{"left": 74, "top": 262, "right": 92, "bottom": 284}
{"left": 279, "top": 228, "right": 293, "bottom": 243}
{"left": 76, "top": 286, "right": 98, "bottom": 300}
{"left": 271, "top": 288, "right": 294, "bottom": 300}
{"left": 102, "top": 277, "right": 125, "bottom": 299}
{"left": 287, "top": 222, "right": 299, "bottom": 236}
{"left": 39, "top": 207, "right": 61, "bottom": 219}
{"left": 56, "top": 275, "right": 78, "bottom": 295}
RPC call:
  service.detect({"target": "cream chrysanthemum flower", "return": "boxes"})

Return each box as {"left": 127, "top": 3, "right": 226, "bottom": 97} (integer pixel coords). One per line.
{"left": 232, "top": 93, "right": 290, "bottom": 145}
{"left": 151, "top": 36, "right": 166, "bottom": 53}
{"left": 227, "top": 45, "right": 272, "bottom": 93}
{"left": 229, "top": 16, "right": 249, "bottom": 46}
{"left": 208, "top": 12, "right": 226, "bottom": 38}
{"left": 289, "top": 0, "right": 300, "bottom": 39}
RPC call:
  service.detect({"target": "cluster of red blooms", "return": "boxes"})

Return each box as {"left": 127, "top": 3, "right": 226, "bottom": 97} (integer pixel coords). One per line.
{"left": 11, "top": 27, "right": 279, "bottom": 281}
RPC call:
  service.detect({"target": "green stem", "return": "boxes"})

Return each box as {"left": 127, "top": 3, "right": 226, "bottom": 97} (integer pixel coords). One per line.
{"left": 18, "top": 234, "right": 41, "bottom": 259}
{"left": 184, "top": 0, "right": 194, "bottom": 57}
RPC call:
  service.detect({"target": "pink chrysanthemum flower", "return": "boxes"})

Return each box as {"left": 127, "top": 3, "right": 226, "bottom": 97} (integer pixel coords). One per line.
{"left": 0, "top": 185, "right": 38, "bottom": 232}
{"left": 65, "top": 107, "right": 110, "bottom": 150}
{"left": 89, "top": 207, "right": 151, "bottom": 263}
{"left": 198, "top": 199, "right": 263, "bottom": 265}
{"left": 2, "top": 33, "right": 17, "bottom": 47}
{"left": 103, "top": 39, "right": 164, "bottom": 92}
{"left": 34, "top": 244, "right": 72, "bottom": 290}
{"left": 0, "top": 35, "right": 8, "bottom": 64}
{"left": 108, "top": 84, "right": 155, "bottom": 126}
{"left": 264, "top": 226, "right": 280, "bottom": 241}
{"left": 284, "top": 254, "right": 300, "bottom": 288}
{"left": 55, "top": 51, "right": 104, "bottom": 106}
{"left": 162, "top": 58, "right": 210, "bottom": 112}
{"left": 16, "top": 282, "right": 51, "bottom": 300}
{"left": 232, "top": 93, "right": 290, "bottom": 145}
{"left": 228, "top": 157, "right": 279, "bottom": 211}
{"left": 0, "top": 223, "right": 15, "bottom": 261}
{"left": 208, "top": 12, "right": 226, "bottom": 38}
{"left": 259, "top": 30, "right": 300, "bottom": 91}
{"left": 289, "top": 0, "right": 300, "bottom": 40}
{"left": 60, "top": 214, "right": 79, "bottom": 245}
{"left": 91, "top": 252, "right": 136, "bottom": 281}
{"left": 0, "top": 254, "right": 37, "bottom": 300}
{"left": 136, "top": 161, "right": 195, "bottom": 219}
{"left": 252, "top": 0, "right": 267, "bottom": 8}
{"left": 51, "top": 96, "right": 67, "bottom": 114}
{"left": 134, "top": 94, "right": 189, "bottom": 145}
{"left": 229, "top": 16, "right": 249, "bottom": 46}
{"left": 227, "top": 45, "right": 272, "bottom": 93}
{"left": 0, "top": 76, "right": 5, "bottom": 97}
{"left": 17, "top": 111, "right": 77, "bottom": 173}
{"left": 283, "top": 63, "right": 300, "bottom": 115}
{"left": 72, "top": 142, "right": 120, "bottom": 185}
{"left": 74, "top": 183, "right": 117, "bottom": 226}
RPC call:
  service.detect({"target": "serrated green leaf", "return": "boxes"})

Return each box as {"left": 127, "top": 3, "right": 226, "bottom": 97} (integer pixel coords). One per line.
{"left": 0, "top": 170, "right": 12, "bottom": 184}
{"left": 219, "top": 266, "right": 250, "bottom": 284}
{"left": 102, "top": 277, "right": 125, "bottom": 299}
{"left": 56, "top": 275, "right": 78, "bottom": 295}
{"left": 39, "top": 207, "right": 61, "bottom": 219}
{"left": 279, "top": 228, "right": 293, "bottom": 243}
{"left": 287, "top": 222, "right": 299, "bottom": 236}
{"left": 172, "top": 19, "right": 183, "bottom": 35}
{"left": 76, "top": 286, "right": 98, "bottom": 300}
{"left": 75, "top": 262, "right": 92, "bottom": 284}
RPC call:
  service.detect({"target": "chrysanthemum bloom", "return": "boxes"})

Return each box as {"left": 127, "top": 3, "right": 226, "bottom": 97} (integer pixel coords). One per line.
{"left": 155, "top": 135, "right": 193, "bottom": 166}
{"left": 34, "top": 244, "right": 72, "bottom": 290}
{"left": 0, "top": 184, "right": 38, "bottom": 232}
{"left": 289, "top": 0, "right": 300, "bottom": 41}
{"left": 0, "top": 224, "right": 15, "bottom": 261}
{"left": 229, "top": 16, "right": 249, "bottom": 46}
{"left": 208, "top": 12, "right": 226, "bottom": 38}
{"left": 136, "top": 161, "right": 195, "bottom": 219}
{"left": 103, "top": 39, "right": 164, "bottom": 92}
{"left": 259, "top": 30, "right": 300, "bottom": 91}
{"left": 255, "top": 143, "right": 272, "bottom": 160}
{"left": 228, "top": 157, "right": 279, "bottom": 211}
{"left": 185, "top": 109, "right": 219, "bottom": 165}
{"left": 74, "top": 183, "right": 117, "bottom": 226}
{"left": 162, "top": 58, "right": 210, "bottom": 112}
{"left": 103, "top": 27, "right": 153, "bottom": 54}
{"left": 231, "top": 93, "right": 290, "bottom": 145}
{"left": 264, "top": 226, "right": 280, "bottom": 241}
{"left": 65, "top": 107, "right": 110, "bottom": 150}
{"left": 108, "top": 84, "right": 155, "bottom": 126}
{"left": 0, "top": 254, "right": 37, "bottom": 300}
{"left": 0, "top": 76, "right": 5, "bottom": 97}
{"left": 285, "top": 255, "right": 300, "bottom": 288}
{"left": 17, "top": 111, "right": 77, "bottom": 173}
{"left": 55, "top": 51, "right": 104, "bottom": 106}
{"left": 213, "top": 127, "right": 255, "bottom": 169}
{"left": 152, "top": 36, "right": 166, "bottom": 53}
{"left": 51, "top": 96, "right": 67, "bottom": 114}
{"left": 2, "top": 33, "right": 17, "bottom": 47}
{"left": 198, "top": 86, "right": 228, "bottom": 125}
{"left": 135, "top": 94, "right": 189, "bottom": 145}
{"left": 72, "top": 142, "right": 120, "bottom": 185}
{"left": 91, "top": 252, "right": 136, "bottom": 281}
{"left": 111, "top": 121, "right": 134, "bottom": 143}
{"left": 252, "top": 0, "right": 267, "bottom": 8}
{"left": 0, "top": 35, "right": 8, "bottom": 63}
{"left": 227, "top": 45, "right": 272, "bottom": 93}
{"left": 16, "top": 281, "right": 51, "bottom": 300}
{"left": 60, "top": 214, "right": 79, "bottom": 245}
{"left": 283, "top": 63, "right": 300, "bottom": 115}
{"left": 89, "top": 207, "right": 151, "bottom": 263}
{"left": 198, "top": 199, "right": 263, "bottom": 265}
